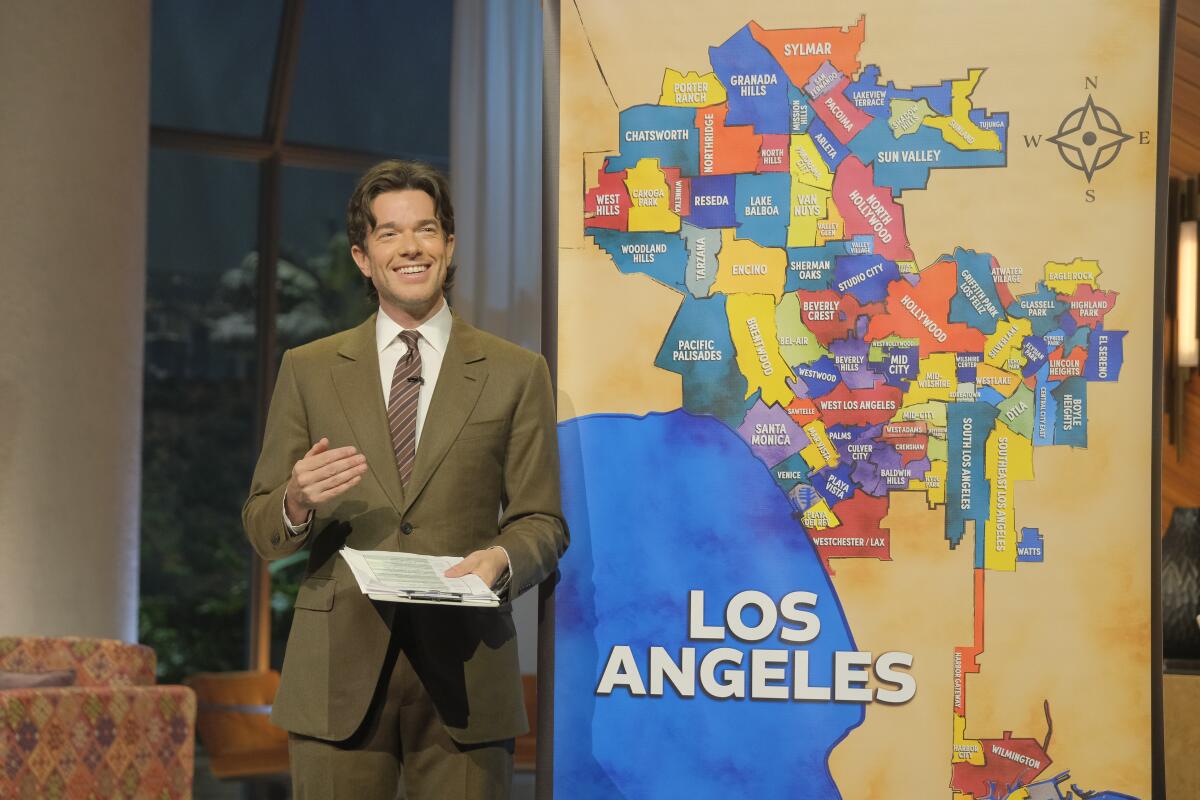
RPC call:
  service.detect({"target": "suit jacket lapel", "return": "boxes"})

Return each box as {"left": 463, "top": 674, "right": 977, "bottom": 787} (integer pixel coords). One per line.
{"left": 331, "top": 314, "right": 405, "bottom": 513}
{"left": 401, "top": 315, "right": 487, "bottom": 515}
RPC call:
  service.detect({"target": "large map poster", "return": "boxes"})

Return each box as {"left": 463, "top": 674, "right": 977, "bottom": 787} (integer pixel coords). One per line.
{"left": 552, "top": 2, "right": 1162, "bottom": 798}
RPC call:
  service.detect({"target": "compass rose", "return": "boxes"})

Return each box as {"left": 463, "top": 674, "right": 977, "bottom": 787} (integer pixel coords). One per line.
{"left": 1047, "top": 94, "right": 1132, "bottom": 182}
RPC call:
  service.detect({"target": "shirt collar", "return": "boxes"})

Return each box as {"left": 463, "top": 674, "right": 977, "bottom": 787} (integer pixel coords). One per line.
{"left": 375, "top": 300, "right": 453, "bottom": 356}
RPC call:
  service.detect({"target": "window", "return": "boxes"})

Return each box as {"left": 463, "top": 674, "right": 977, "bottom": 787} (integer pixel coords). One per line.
{"left": 141, "top": 0, "right": 453, "bottom": 680}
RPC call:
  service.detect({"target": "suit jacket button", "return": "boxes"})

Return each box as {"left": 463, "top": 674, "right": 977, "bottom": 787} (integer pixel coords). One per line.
{"left": 270, "top": 533, "right": 281, "bottom": 545}
{"left": 400, "top": 522, "right": 414, "bottom": 535}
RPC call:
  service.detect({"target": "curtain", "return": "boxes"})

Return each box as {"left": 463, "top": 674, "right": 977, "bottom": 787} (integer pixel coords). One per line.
{"left": 449, "top": 0, "right": 544, "bottom": 352}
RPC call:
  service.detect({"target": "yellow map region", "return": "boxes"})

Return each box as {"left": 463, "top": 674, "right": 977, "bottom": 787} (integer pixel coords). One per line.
{"left": 922, "top": 69, "right": 1002, "bottom": 152}
{"left": 788, "top": 186, "right": 833, "bottom": 248}
{"left": 983, "top": 427, "right": 1034, "bottom": 571}
{"left": 713, "top": 229, "right": 787, "bottom": 300}
{"left": 816, "top": 200, "right": 845, "bottom": 245}
{"left": 726, "top": 293, "right": 795, "bottom": 407}
{"left": 920, "top": 459, "right": 947, "bottom": 507}
{"left": 624, "top": 158, "right": 680, "bottom": 232}
{"left": 801, "top": 497, "right": 842, "bottom": 530}
{"left": 982, "top": 317, "right": 1032, "bottom": 370}
{"left": 1044, "top": 257, "right": 1101, "bottom": 294}
{"left": 790, "top": 134, "right": 834, "bottom": 190}
{"left": 974, "top": 363, "right": 1022, "bottom": 397}
{"left": 801, "top": 419, "right": 841, "bottom": 471}
{"left": 658, "top": 68, "right": 727, "bottom": 107}
{"left": 951, "top": 715, "right": 985, "bottom": 765}
{"left": 904, "top": 353, "right": 958, "bottom": 405}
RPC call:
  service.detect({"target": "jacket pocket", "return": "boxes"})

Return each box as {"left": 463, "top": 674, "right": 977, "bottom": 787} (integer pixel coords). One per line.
{"left": 294, "top": 576, "right": 335, "bottom": 611}
{"left": 457, "top": 418, "right": 507, "bottom": 441}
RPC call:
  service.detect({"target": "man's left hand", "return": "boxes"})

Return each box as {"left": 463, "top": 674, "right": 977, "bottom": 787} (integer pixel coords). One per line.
{"left": 445, "top": 548, "right": 508, "bottom": 588}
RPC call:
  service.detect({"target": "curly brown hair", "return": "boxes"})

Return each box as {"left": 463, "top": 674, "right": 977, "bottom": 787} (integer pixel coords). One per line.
{"left": 346, "top": 160, "right": 457, "bottom": 296}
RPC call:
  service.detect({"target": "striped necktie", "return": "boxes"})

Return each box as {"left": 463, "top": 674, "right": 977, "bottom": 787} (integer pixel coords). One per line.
{"left": 388, "top": 330, "right": 423, "bottom": 486}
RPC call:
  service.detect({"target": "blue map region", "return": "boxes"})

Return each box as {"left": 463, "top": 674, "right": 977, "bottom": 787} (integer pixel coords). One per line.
{"left": 1009, "top": 282, "right": 1070, "bottom": 337}
{"left": 1085, "top": 328, "right": 1126, "bottom": 381}
{"left": 555, "top": 411, "right": 862, "bottom": 799}
{"left": 846, "top": 65, "right": 953, "bottom": 116}
{"left": 771, "top": 452, "right": 811, "bottom": 494}
{"left": 789, "top": 85, "right": 814, "bottom": 133}
{"left": 708, "top": 25, "right": 791, "bottom": 135}
{"left": 969, "top": 109, "right": 1008, "bottom": 144}
{"left": 1017, "top": 527, "right": 1044, "bottom": 562}
{"left": 1062, "top": 324, "right": 1091, "bottom": 355}
{"left": 685, "top": 174, "right": 737, "bottom": 229}
{"left": 786, "top": 243, "right": 848, "bottom": 292}
{"left": 949, "top": 248, "right": 1006, "bottom": 335}
{"left": 847, "top": 117, "right": 1007, "bottom": 192}
{"left": 1020, "top": 335, "right": 1049, "bottom": 378}
{"left": 956, "top": 352, "right": 983, "bottom": 384}
{"left": 606, "top": 104, "right": 700, "bottom": 176}
{"left": 794, "top": 355, "right": 842, "bottom": 398}
{"left": 807, "top": 116, "right": 849, "bottom": 170}
{"left": 1034, "top": 363, "right": 1057, "bottom": 446}
{"left": 655, "top": 294, "right": 755, "bottom": 427}
{"left": 946, "top": 402, "right": 998, "bottom": 552}
{"left": 734, "top": 172, "right": 790, "bottom": 248}
{"left": 590, "top": 229, "right": 687, "bottom": 291}
{"left": 1052, "top": 377, "right": 1088, "bottom": 447}
{"left": 871, "top": 344, "right": 918, "bottom": 389}
{"left": 812, "top": 462, "right": 857, "bottom": 506}
{"left": 832, "top": 254, "right": 900, "bottom": 304}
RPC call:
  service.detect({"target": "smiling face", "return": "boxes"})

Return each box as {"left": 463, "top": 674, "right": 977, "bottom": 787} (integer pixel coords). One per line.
{"left": 351, "top": 189, "right": 456, "bottom": 328}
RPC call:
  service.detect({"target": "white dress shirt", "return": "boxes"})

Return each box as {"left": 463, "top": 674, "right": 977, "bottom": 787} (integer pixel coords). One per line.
{"left": 374, "top": 299, "right": 453, "bottom": 446}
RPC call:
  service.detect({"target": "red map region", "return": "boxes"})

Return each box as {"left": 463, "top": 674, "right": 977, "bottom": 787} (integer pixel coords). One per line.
{"left": 811, "top": 77, "right": 873, "bottom": 145}
{"left": 662, "top": 166, "right": 691, "bottom": 217}
{"left": 758, "top": 134, "right": 790, "bottom": 173}
{"left": 584, "top": 166, "right": 630, "bottom": 231}
{"left": 950, "top": 731, "right": 1052, "bottom": 798}
{"left": 1047, "top": 345, "right": 1086, "bottom": 380}
{"left": 1065, "top": 283, "right": 1117, "bottom": 327}
{"left": 887, "top": 433, "right": 928, "bottom": 465}
{"left": 953, "top": 569, "right": 985, "bottom": 716}
{"left": 794, "top": 289, "right": 879, "bottom": 346}
{"left": 813, "top": 382, "right": 902, "bottom": 427}
{"left": 994, "top": 279, "right": 1017, "bottom": 310}
{"left": 695, "top": 103, "right": 762, "bottom": 176}
{"left": 747, "top": 17, "right": 866, "bottom": 87}
{"left": 832, "top": 156, "right": 915, "bottom": 261}
{"left": 785, "top": 396, "right": 821, "bottom": 427}
{"left": 809, "top": 491, "right": 890, "bottom": 573}
{"left": 866, "top": 259, "right": 987, "bottom": 356}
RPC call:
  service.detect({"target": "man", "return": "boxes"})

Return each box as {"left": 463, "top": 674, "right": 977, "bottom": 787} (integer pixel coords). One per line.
{"left": 243, "top": 159, "right": 567, "bottom": 799}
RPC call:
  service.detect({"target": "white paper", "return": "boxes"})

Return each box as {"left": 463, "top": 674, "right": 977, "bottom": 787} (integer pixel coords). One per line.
{"left": 340, "top": 547, "right": 499, "bottom": 606}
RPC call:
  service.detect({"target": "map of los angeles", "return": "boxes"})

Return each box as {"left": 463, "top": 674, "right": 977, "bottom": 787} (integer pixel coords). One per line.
{"left": 561, "top": 14, "right": 1139, "bottom": 800}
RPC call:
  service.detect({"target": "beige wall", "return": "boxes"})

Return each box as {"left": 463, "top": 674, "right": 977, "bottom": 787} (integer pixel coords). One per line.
{"left": 0, "top": 2, "right": 150, "bottom": 640}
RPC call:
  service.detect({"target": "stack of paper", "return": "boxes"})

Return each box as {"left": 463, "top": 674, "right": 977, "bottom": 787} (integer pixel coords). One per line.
{"left": 340, "top": 547, "right": 500, "bottom": 607}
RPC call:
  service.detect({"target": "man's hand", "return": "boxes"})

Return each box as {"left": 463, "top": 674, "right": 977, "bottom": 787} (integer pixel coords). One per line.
{"left": 445, "top": 548, "right": 508, "bottom": 589}
{"left": 285, "top": 438, "right": 367, "bottom": 522}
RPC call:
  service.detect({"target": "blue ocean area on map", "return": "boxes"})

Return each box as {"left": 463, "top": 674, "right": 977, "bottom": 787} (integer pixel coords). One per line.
{"left": 554, "top": 411, "right": 862, "bottom": 799}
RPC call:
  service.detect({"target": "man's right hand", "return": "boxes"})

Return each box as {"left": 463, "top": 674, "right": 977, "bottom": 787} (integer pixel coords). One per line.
{"left": 285, "top": 438, "right": 368, "bottom": 523}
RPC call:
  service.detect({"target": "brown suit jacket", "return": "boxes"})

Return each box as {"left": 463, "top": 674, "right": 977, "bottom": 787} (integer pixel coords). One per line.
{"left": 242, "top": 312, "right": 567, "bottom": 744}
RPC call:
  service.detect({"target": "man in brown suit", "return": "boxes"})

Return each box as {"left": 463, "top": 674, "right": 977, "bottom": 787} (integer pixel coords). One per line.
{"left": 243, "top": 160, "right": 567, "bottom": 799}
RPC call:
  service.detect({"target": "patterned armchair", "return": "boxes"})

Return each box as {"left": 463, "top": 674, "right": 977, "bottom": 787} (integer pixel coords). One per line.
{"left": 0, "top": 636, "right": 196, "bottom": 799}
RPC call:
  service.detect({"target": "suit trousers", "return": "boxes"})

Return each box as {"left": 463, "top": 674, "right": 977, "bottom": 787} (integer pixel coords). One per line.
{"left": 288, "top": 611, "right": 514, "bottom": 800}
